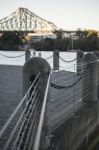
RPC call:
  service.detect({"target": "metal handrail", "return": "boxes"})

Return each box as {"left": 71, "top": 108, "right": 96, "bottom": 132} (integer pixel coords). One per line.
{"left": 26, "top": 72, "right": 40, "bottom": 95}
{"left": 33, "top": 72, "right": 51, "bottom": 150}
{"left": 11, "top": 88, "right": 39, "bottom": 150}
{"left": 0, "top": 72, "right": 50, "bottom": 150}
{"left": 0, "top": 73, "right": 40, "bottom": 140}
{"left": 11, "top": 78, "right": 40, "bottom": 150}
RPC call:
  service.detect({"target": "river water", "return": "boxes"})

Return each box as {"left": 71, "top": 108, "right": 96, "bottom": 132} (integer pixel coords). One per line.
{"left": 0, "top": 50, "right": 76, "bottom": 72}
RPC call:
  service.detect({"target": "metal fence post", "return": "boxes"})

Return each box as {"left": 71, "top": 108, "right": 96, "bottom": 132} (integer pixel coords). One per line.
{"left": 53, "top": 49, "right": 59, "bottom": 70}
{"left": 82, "top": 53, "right": 97, "bottom": 102}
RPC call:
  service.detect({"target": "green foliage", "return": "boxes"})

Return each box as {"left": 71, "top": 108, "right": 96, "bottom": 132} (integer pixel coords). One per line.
{"left": 32, "top": 36, "right": 99, "bottom": 52}
{"left": 32, "top": 30, "right": 99, "bottom": 51}
{"left": 54, "top": 29, "right": 64, "bottom": 39}
{"left": 0, "top": 32, "right": 25, "bottom": 50}
{"left": 73, "top": 31, "right": 99, "bottom": 51}
{"left": 32, "top": 38, "right": 70, "bottom": 51}
{"left": 0, "top": 30, "right": 99, "bottom": 51}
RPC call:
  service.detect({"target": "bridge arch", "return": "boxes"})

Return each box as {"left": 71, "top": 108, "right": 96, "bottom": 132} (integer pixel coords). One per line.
{"left": 23, "top": 57, "right": 51, "bottom": 96}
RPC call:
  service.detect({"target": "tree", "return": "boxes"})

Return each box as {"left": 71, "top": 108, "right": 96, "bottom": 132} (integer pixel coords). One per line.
{"left": 54, "top": 29, "right": 64, "bottom": 39}
{"left": 0, "top": 32, "right": 25, "bottom": 50}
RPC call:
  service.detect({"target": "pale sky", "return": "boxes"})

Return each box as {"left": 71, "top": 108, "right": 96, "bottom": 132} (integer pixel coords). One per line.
{"left": 0, "top": 0, "right": 99, "bottom": 30}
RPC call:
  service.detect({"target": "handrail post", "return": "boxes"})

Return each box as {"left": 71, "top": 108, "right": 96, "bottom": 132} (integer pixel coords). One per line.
{"left": 53, "top": 49, "right": 59, "bottom": 70}
{"left": 33, "top": 73, "right": 51, "bottom": 150}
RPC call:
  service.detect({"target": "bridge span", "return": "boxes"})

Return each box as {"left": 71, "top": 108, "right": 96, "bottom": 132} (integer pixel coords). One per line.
{"left": 0, "top": 50, "right": 99, "bottom": 150}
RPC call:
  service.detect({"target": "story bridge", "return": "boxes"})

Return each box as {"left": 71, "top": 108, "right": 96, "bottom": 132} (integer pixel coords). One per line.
{"left": 0, "top": 50, "right": 99, "bottom": 150}
{"left": 0, "top": 7, "right": 58, "bottom": 33}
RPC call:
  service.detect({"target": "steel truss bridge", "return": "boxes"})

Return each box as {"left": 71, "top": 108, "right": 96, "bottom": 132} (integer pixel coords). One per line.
{"left": 0, "top": 7, "right": 58, "bottom": 33}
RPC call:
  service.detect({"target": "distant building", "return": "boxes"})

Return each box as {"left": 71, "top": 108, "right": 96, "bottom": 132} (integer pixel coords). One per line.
{"left": 28, "top": 33, "right": 57, "bottom": 42}
{"left": 61, "top": 32, "right": 79, "bottom": 40}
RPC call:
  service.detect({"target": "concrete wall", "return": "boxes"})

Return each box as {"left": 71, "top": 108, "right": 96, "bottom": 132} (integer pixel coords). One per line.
{"left": 52, "top": 102, "right": 99, "bottom": 150}
{"left": 0, "top": 65, "right": 23, "bottom": 129}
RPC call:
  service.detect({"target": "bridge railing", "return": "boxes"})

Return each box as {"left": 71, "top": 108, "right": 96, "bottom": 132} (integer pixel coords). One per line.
{"left": 33, "top": 72, "right": 51, "bottom": 150}
{"left": 13, "top": 72, "right": 41, "bottom": 150}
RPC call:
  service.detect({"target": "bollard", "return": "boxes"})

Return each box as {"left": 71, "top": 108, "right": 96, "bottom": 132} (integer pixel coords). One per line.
{"left": 23, "top": 57, "right": 51, "bottom": 149}
{"left": 94, "top": 51, "right": 99, "bottom": 100}
{"left": 38, "top": 52, "right": 41, "bottom": 57}
{"left": 53, "top": 49, "right": 59, "bottom": 70}
{"left": 82, "top": 53, "right": 97, "bottom": 102}
{"left": 25, "top": 49, "right": 30, "bottom": 62}
{"left": 33, "top": 51, "right": 36, "bottom": 57}
{"left": 76, "top": 50, "right": 84, "bottom": 75}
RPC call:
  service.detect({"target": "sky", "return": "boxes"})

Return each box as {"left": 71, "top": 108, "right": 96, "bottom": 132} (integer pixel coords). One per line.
{"left": 0, "top": 0, "right": 99, "bottom": 31}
